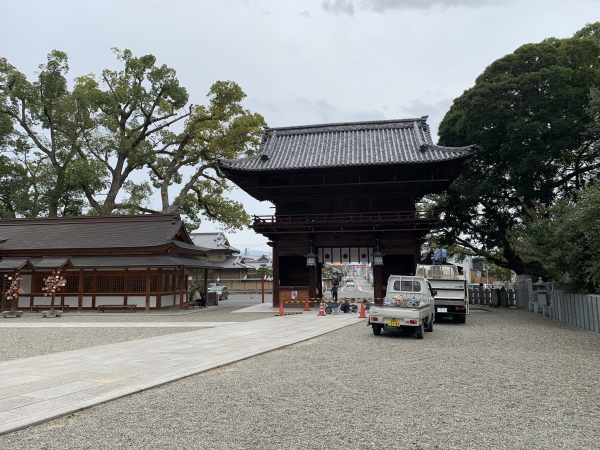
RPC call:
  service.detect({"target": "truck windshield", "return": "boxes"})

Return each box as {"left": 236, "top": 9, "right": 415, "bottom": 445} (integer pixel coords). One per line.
{"left": 393, "top": 280, "right": 421, "bottom": 292}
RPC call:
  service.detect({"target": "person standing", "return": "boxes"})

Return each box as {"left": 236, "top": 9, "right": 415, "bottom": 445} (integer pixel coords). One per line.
{"left": 331, "top": 284, "right": 338, "bottom": 300}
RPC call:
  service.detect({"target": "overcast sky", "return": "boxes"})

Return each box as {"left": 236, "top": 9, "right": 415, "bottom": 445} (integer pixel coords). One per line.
{"left": 2, "top": 0, "right": 598, "bottom": 253}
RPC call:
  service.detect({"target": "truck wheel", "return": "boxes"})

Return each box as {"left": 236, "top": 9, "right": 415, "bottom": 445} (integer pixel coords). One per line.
{"left": 372, "top": 324, "right": 382, "bottom": 335}
{"left": 416, "top": 325, "right": 424, "bottom": 339}
{"left": 425, "top": 317, "right": 433, "bottom": 332}
{"left": 453, "top": 315, "right": 461, "bottom": 324}
{"left": 459, "top": 315, "right": 466, "bottom": 324}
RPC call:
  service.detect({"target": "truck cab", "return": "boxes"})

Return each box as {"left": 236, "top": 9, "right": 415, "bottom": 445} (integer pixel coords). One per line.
{"left": 368, "top": 275, "right": 435, "bottom": 339}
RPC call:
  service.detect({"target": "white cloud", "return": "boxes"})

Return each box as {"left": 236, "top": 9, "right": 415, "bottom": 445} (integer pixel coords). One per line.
{"left": 322, "top": 0, "right": 508, "bottom": 15}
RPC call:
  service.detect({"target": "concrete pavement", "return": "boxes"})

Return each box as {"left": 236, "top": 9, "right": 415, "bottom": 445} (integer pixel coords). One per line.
{"left": 0, "top": 308, "right": 361, "bottom": 435}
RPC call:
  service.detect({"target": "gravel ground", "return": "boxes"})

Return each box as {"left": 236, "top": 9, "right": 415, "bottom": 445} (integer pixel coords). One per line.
{"left": 1, "top": 308, "right": 599, "bottom": 449}
{"left": 0, "top": 305, "right": 274, "bottom": 362}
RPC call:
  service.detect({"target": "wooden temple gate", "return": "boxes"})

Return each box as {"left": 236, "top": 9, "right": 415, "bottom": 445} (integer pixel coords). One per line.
{"left": 220, "top": 118, "right": 475, "bottom": 305}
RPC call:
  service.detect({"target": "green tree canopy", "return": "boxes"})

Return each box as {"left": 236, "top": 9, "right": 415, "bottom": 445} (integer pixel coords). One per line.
{"left": 513, "top": 182, "right": 600, "bottom": 293}
{"left": 432, "top": 23, "right": 600, "bottom": 275}
{"left": 0, "top": 50, "right": 265, "bottom": 230}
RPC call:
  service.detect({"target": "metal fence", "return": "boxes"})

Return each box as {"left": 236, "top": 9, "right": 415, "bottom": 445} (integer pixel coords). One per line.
{"left": 549, "top": 291, "right": 600, "bottom": 334}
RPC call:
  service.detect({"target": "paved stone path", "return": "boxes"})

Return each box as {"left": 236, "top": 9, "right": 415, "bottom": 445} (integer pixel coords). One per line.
{"left": 0, "top": 312, "right": 360, "bottom": 435}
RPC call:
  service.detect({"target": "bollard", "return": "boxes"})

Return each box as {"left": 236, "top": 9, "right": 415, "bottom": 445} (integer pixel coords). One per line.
{"left": 359, "top": 301, "right": 367, "bottom": 318}
{"left": 304, "top": 298, "right": 311, "bottom": 311}
{"left": 317, "top": 299, "right": 326, "bottom": 316}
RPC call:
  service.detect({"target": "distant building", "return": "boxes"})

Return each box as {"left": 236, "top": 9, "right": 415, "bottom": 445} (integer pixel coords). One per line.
{"left": 242, "top": 251, "right": 273, "bottom": 272}
{"left": 189, "top": 232, "right": 254, "bottom": 279}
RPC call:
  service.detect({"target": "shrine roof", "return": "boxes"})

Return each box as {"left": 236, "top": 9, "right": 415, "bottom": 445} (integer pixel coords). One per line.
{"left": 218, "top": 117, "right": 475, "bottom": 172}
{"left": 0, "top": 214, "right": 208, "bottom": 254}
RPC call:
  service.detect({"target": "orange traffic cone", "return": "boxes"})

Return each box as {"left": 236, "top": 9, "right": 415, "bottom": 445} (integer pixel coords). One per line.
{"left": 277, "top": 300, "right": 284, "bottom": 316}
{"left": 317, "top": 299, "right": 326, "bottom": 316}
{"left": 359, "top": 301, "right": 367, "bottom": 318}
{"left": 304, "top": 298, "right": 311, "bottom": 311}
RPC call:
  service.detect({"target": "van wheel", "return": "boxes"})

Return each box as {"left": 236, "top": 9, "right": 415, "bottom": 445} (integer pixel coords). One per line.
{"left": 416, "top": 325, "right": 424, "bottom": 339}
{"left": 372, "top": 324, "right": 382, "bottom": 335}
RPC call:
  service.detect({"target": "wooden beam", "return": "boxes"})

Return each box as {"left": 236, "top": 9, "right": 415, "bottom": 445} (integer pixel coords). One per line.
{"left": 256, "top": 178, "right": 450, "bottom": 190}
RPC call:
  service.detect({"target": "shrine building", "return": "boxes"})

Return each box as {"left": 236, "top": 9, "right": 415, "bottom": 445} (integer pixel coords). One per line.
{"left": 218, "top": 117, "right": 475, "bottom": 305}
{"left": 0, "top": 214, "right": 219, "bottom": 311}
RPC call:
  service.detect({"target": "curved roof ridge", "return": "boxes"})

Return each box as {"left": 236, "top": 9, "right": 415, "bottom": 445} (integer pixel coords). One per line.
{"left": 263, "top": 117, "right": 427, "bottom": 133}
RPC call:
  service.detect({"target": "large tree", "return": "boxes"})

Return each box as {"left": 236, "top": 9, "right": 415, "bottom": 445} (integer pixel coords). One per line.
{"left": 0, "top": 50, "right": 265, "bottom": 230}
{"left": 0, "top": 52, "right": 96, "bottom": 216}
{"left": 432, "top": 23, "right": 600, "bottom": 274}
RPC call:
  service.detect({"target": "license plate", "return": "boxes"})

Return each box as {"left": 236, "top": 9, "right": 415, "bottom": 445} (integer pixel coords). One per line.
{"left": 387, "top": 319, "right": 401, "bottom": 327}
{"left": 437, "top": 307, "right": 447, "bottom": 313}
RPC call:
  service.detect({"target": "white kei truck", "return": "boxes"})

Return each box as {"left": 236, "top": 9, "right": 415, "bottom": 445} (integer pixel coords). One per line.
{"left": 367, "top": 275, "right": 436, "bottom": 339}
{"left": 415, "top": 264, "right": 468, "bottom": 324}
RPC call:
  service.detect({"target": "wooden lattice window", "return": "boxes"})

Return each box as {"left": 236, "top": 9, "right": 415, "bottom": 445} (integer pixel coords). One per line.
{"left": 162, "top": 274, "right": 173, "bottom": 292}
{"left": 128, "top": 275, "right": 146, "bottom": 293}
{"left": 150, "top": 275, "right": 157, "bottom": 292}
{"left": 83, "top": 276, "right": 93, "bottom": 293}
{"left": 64, "top": 276, "right": 79, "bottom": 293}
{"left": 34, "top": 276, "right": 46, "bottom": 293}
{"left": 97, "top": 275, "right": 125, "bottom": 293}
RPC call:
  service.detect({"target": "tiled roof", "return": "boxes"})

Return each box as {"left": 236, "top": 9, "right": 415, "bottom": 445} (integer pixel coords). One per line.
{"left": 0, "top": 257, "right": 35, "bottom": 271}
{"left": 218, "top": 255, "right": 254, "bottom": 270}
{"left": 190, "top": 232, "right": 240, "bottom": 253}
{"left": 0, "top": 214, "right": 199, "bottom": 252}
{"left": 219, "top": 117, "right": 475, "bottom": 172}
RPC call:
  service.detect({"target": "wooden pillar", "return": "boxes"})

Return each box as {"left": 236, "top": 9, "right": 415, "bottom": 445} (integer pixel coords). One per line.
{"left": 373, "top": 265, "right": 384, "bottom": 304}
{"left": 78, "top": 269, "right": 84, "bottom": 312}
{"left": 145, "top": 268, "right": 151, "bottom": 312}
{"left": 30, "top": 270, "right": 36, "bottom": 311}
{"left": 203, "top": 269, "right": 208, "bottom": 301}
{"left": 1, "top": 273, "right": 6, "bottom": 311}
{"left": 124, "top": 268, "right": 129, "bottom": 306}
{"left": 156, "top": 268, "right": 162, "bottom": 309}
{"left": 179, "top": 266, "right": 185, "bottom": 310}
{"left": 308, "top": 264, "right": 317, "bottom": 301}
{"left": 316, "top": 262, "right": 323, "bottom": 299}
{"left": 272, "top": 243, "right": 279, "bottom": 307}
{"left": 92, "top": 269, "right": 97, "bottom": 309}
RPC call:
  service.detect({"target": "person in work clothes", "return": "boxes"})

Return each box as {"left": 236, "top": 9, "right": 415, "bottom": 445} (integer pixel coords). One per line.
{"left": 331, "top": 284, "right": 338, "bottom": 300}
